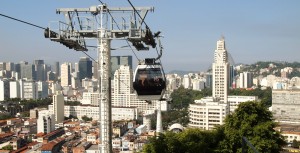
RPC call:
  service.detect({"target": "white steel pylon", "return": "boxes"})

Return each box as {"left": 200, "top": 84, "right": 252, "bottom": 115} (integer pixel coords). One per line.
{"left": 98, "top": 28, "right": 112, "bottom": 153}
{"left": 45, "top": 3, "right": 156, "bottom": 153}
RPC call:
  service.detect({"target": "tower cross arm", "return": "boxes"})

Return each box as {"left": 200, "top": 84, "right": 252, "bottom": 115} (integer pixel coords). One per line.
{"left": 56, "top": 6, "right": 154, "bottom": 14}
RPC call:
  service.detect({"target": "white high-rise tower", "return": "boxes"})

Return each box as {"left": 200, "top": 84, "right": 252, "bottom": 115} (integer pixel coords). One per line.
{"left": 60, "top": 62, "right": 71, "bottom": 87}
{"left": 53, "top": 91, "right": 64, "bottom": 123}
{"left": 212, "top": 37, "right": 229, "bottom": 103}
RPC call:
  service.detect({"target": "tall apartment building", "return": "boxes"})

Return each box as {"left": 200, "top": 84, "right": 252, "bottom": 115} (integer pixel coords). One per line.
{"left": 53, "top": 92, "right": 64, "bottom": 123}
{"left": 60, "top": 62, "right": 71, "bottom": 87}
{"left": 0, "top": 79, "right": 10, "bottom": 101}
{"left": 272, "top": 89, "right": 300, "bottom": 124}
{"left": 22, "top": 80, "right": 37, "bottom": 100}
{"left": 37, "top": 109, "right": 55, "bottom": 133}
{"left": 212, "top": 37, "right": 229, "bottom": 103}
{"left": 239, "top": 72, "right": 253, "bottom": 88}
{"left": 182, "top": 75, "right": 191, "bottom": 89}
{"left": 10, "top": 80, "right": 20, "bottom": 99}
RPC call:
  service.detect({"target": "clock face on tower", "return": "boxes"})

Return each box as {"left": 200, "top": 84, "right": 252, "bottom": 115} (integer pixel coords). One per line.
{"left": 217, "top": 53, "right": 222, "bottom": 61}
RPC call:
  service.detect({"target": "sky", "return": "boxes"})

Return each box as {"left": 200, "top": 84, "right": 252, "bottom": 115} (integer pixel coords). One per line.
{"left": 0, "top": 0, "right": 300, "bottom": 73}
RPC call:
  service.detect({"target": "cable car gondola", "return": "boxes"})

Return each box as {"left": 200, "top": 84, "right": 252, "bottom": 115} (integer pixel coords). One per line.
{"left": 133, "top": 58, "right": 166, "bottom": 100}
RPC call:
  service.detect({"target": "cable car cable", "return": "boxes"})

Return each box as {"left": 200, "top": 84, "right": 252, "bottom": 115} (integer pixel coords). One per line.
{"left": 0, "top": 12, "right": 96, "bottom": 65}
{"left": 1, "top": 8, "right": 136, "bottom": 95}
{"left": 0, "top": 13, "right": 46, "bottom": 30}
{"left": 127, "top": 0, "right": 150, "bottom": 29}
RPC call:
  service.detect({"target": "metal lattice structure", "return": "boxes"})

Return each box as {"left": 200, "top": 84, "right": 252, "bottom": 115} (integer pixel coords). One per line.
{"left": 45, "top": 4, "right": 156, "bottom": 153}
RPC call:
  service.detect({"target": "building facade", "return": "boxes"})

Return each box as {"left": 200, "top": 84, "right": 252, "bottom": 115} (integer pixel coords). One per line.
{"left": 189, "top": 98, "right": 229, "bottom": 130}
{"left": 212, "top": 37, "right": 229, "bottom": 102}
{"left": 0, "top": 79, "right": 10, "bottom": 101}
{"left": 48, "top": 105, "right": 138, "bottom": 121}
{"left": 37, "top": 109, "right": 55, "bottom": 133}
{"left": 78, "top": 57, "right": 93, "bottom": 81}
{"left": 61, "top": 62, "right": 71, "bottom": 87}
{"left": 272, "top": 89, "right": 300, "bottom": 124}
{"left": 53, "top": 92, "right": 64, "bottom": 123}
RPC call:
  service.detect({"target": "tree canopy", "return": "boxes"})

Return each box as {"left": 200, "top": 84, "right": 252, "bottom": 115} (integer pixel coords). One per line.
{"left": 219, "top": 101, "right": 285, "bottom": 153}
{"left": 170, "top": 86, "right": 211, "bottom": 109}
{"left": 144, "top": 101, "right": 285, "bottom": 153}
{"left": 143, "top": 128, "right": 223, "bottom": 153}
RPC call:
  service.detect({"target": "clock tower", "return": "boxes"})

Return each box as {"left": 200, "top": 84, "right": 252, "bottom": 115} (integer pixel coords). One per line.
{"left": 212, "top": 36, "right": 229, "bottom": 103}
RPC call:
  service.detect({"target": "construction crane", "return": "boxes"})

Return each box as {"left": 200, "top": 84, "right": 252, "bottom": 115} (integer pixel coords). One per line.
{"left": 44, "top": 3, "right": 157, "bottom": 153}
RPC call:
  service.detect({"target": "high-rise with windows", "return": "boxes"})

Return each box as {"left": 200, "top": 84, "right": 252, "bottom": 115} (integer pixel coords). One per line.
{"left": 53, "top": 92, "right": 64, "bottom": 123}
{"left": 111, "top": 56, "right": 132, "bottom": 78}
{"left": 78, "top": 57, "right": 92, "bottom": 81}
{"left": 112, "top": 65, "right": 160, "bottom": 113}
{"left": 61, "top": 62, "right": 71, "bottom": 87}
{"left": 212, "top": 37, "right": 229, "bottom": 103}
{"left": 189, "top": 37, "right": 230, "bottom": 130}
{"left": 34, "top": 60, "right": 46, "bottom": 81}
{"left": 0, "top": 79, "right": 10, "bottom": 101}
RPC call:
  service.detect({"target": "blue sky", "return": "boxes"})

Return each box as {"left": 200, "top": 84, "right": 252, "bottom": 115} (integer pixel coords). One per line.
{"left": 0, "top": 0, "right": 300, "bottom": 72}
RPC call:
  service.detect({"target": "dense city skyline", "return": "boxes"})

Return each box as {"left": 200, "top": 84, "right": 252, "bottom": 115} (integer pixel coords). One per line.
{"left": 1, "top": 0, "right": 300, "bottom": 72}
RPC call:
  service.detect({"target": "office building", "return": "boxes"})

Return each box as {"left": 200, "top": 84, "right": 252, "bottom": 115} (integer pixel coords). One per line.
{"left": 212, "top": 37, "right": 229, "bottom": 102}
{"left": 20, "top": 62, "right": 35, "bottom": 80}
{"left": 53, "top": 62, "right": 60, "bottom": 77}
{"left": 111, "top": 56, "right": 132, "bottom": 78}
{"left": 34, "top": 60, "right": 46, "bottom": 81}
{"left": 188, "top": 37, "right": 230, "bottom": 130}
{"left": 78, "top": 57, "right": 92, "bottom": 81}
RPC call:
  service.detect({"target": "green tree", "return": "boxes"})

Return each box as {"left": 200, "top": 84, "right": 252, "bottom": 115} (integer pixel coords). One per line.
{"left": 219, "top": 101, "right": 285, "bottom": 153}
{"left": 0, "top": 113, "right": 13, "bottom": 120}
{"left": 292, "top": 139, "right": 299, "bottom": 148}
{"left": 82, "top": 115, "right": 92, "bottom": 122}
{"left": 20, "top": 111, "right": 30, "bottom": 117}
{"left": 2, "top": 145, "right": 13, "bottom": 151}
{"left": 143, "top": 128, "right": 223, "bottom": 153}
{"left": 170, "top": 86, "right": 211, "bottom": 109}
